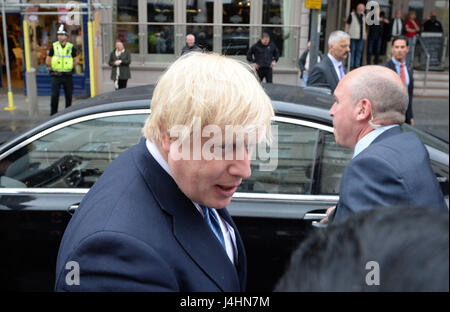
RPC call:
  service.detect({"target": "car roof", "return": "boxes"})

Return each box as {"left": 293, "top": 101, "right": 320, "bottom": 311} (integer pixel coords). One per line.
{"left": 0, "top": 84, "right": 335, "bottom": 153}
{"left": 69, "top": 83, "right": 334, "bottom": 111}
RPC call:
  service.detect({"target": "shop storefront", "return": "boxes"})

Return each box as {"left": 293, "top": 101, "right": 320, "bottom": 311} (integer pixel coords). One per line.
{"left": 0, "top": 4, "right": 22, "bottom": 89}
{"left": 99, "top": 0, "right": 311, "bottom": 92}
{"left": 22, "top": 0, "right": 91, "bottom": 96}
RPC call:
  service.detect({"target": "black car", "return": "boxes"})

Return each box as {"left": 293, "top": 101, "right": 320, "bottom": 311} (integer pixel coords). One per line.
{"left": 0, "top": 84, "right": 448, "bottom": 291}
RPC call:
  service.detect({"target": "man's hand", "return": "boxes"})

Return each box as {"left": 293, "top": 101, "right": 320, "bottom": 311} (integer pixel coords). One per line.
{"left": 114, "top": 60, "right": 122, "bottom": 66}
{"left": 320, "top": 206, "right": 336, "bottom": 224}
{"left": 253, "top": 63, "right": 259, "bottom": 70}
{"left": 270, "top": 61, "right": 276, "bottom": 68}
{"left": 410, "top": 118, "right": 415, "bottom": 126}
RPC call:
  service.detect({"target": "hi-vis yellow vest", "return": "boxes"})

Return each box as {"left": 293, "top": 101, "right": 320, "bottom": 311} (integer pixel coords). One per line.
{"left": 51, "top": 41, "right": 74, "bottom": 72}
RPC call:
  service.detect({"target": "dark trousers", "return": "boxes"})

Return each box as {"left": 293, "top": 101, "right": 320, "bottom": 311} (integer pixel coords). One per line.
{"left": 350, "top": 38, "right": 364, "bottom": 69}
{"left": 257, "top": 67, "right": 273, "bottom": 83}
{"left": 367, "top": 35, "right": 383, "bottom": 64}
{"left": 116, "top": 79, "right": 128, "bottom": 90}
{"left": 51, "top": 74, "right": 73, "bottom": 115}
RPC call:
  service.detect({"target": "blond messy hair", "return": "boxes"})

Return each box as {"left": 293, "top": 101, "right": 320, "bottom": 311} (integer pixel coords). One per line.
{"left": 143, "top": 52, "right": 274, "bottom": 144}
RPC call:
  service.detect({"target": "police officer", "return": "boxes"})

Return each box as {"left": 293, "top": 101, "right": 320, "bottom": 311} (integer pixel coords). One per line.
{"left": 46, "top": 24, "right": 79, "bottom": 115}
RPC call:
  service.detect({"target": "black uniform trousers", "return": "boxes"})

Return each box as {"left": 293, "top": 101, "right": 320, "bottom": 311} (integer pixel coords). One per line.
{"left": 50, "top": 74, "right": 73, "bottom": 115}
{"left": 257, "top": 67, "right": 273, "bottom": 83}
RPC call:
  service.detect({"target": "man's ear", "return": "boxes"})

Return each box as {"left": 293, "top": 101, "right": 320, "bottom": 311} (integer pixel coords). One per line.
{"left": 160, "top": 131, "right": 171, "bottom": 153}
{"left": 356, "top": 99, "right": 372, "bottom": 121}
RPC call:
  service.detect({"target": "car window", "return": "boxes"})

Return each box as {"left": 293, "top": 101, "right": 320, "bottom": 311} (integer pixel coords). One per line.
{"left": 238, "top": 121, "right": 319, "bottom": 195}
{"left": 0, "top": 114, "right": 147, "bottom": 188}
{"left": 315, "top": 131, "right": 353, "bottom": 195}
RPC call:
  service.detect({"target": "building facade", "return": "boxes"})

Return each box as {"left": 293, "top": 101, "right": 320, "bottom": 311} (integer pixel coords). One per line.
{"left": 98, "top": 0, "right": 311, "bottom": 92}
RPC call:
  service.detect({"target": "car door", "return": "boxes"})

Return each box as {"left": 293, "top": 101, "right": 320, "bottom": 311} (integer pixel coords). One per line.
{"left": 0, "top": 110, "right": 149, "bottom": 291}
{"left": 231, "top": 116, "right": 352, "bottom": 291}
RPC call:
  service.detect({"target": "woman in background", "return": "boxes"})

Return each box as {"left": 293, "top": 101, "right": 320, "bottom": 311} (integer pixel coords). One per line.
{"left": 109, "top": 39, "right": 131, "bottom": 90}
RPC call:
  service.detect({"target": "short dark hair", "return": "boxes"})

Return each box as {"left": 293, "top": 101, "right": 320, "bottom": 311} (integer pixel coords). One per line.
{"left": 392, "top": 35, "right": 409, "bottom": 46}
{"left": 261, "top": 32, "right": 270, "bottom": 39}
{"left": 275, "top": 206, "right": 449, "bottom": 292}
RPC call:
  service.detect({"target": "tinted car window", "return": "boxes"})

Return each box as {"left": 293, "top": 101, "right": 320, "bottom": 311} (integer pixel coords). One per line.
{"left": 0, "top": 114, "right": 147, "bottom": 188}
{"left": 238, "top": 121, "right": 319, "bottom": 194}
{"left": 316, "top": 131, "right": 352, "bottom": 194}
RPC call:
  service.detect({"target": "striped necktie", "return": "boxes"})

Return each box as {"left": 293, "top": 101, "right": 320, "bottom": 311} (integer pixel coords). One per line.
{"left": 201, "top": 205, "right": 226, "bottom": 250}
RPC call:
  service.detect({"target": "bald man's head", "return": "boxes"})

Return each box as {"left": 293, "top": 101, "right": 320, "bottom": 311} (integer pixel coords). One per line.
{"left": 339, "top": 66, "right": 408, "bottom": 125}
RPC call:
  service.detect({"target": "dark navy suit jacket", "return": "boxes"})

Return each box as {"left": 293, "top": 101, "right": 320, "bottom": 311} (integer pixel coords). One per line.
{"left": 334, "top": 126, "right": 447, "bottom": 222}
{"left": 55, "top": 138, "right": 247, "bottom": 291}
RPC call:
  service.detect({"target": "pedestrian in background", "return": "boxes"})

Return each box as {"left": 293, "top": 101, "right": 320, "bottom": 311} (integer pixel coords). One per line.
{"left": 181, "top": 34, "right": 202, "bottom": 55}
{"left": 109, "top": 39, "right": 131, "bottom": 90}
{"left": 345, "top": 3, "right": 366, "bottom": 70}
{"left": 423, "top": 11, "right": 443, "bottom": 33}
{"left": 404, "top": 11, "right": 420, "bottom": 65}
{"left": 366, "top": 9, "right": 389, "bottom": 64}
{"left": 298, "top": 41, "right": 323, "bottom": 87}
{"left": 307, "top": 31, "right": 350, "bottom": 93}
{"left": 46, "top": 24, "right": 78, "bottom": 116}
{"left": 386, "top": 9, "right": 405, "bottom": 60}
{"left": 246, "top": 32, "right": 279, "bottom": 83}
{"left": 383, "top": 36, "right": 415, "bottom": 125}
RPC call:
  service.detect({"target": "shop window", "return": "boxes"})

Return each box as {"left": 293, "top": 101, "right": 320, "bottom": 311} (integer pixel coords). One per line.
{"left": 262, "top": 0, "right": 291, "bottom": 57}
{"left": 187, "top": 0, "right": 214, "bottom": 51}
{"left": 223, "top": 0, "right": 250, "bottom": 55}
{"left": 114, "top": 0, "right": 139, "bottom": 53}
{"left": 148, "top": 0, "right": 174, "bottom": 54}
{"left": 25, "top": 10, "right": 84, "bottom": 75}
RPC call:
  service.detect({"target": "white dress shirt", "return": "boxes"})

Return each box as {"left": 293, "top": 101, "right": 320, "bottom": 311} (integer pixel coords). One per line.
{"left": 145, "top": 139, "right": 237, "bottom": 264}
{"left": 353, "top": 125, "right": 399, "bottom": 158}
{"left": 391, "top": 57, "right": 410, "bottom": 87}
{"left": 392, "top": 18, "right": 403, "bottom": 36}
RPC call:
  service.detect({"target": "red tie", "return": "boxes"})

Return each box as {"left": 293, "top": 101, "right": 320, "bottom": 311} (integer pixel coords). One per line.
{"left": 400, "top": 63, "right": 407, "bottom": 85}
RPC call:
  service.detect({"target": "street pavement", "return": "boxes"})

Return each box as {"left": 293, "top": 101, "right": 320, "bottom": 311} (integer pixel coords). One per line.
{"left": 0, "top": 87, "right": 448, "bottom": 146}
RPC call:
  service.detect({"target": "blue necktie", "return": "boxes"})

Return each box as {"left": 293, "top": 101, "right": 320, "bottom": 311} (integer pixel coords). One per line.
{"left": 201, "top": 205, "right": 226, "bottom": 250}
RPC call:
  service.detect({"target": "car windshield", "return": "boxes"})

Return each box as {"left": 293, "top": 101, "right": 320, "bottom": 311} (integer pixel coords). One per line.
{"left": 401, "top": 124, "right": 449, "bottom": 154}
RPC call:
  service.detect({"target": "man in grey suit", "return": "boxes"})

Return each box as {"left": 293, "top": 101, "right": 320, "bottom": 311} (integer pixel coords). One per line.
{"left": 322, "top": 65, "right": 447, "bottom": 223}
{"left": 307, "top": 31, "right": 350, "bottom": 93}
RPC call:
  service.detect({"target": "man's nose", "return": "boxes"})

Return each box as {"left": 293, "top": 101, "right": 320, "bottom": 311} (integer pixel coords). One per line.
{"left": 329, "top": 103, "right": 336, "bottom": 116}
{"left": 228, "top": 149, "right": 252, "bottom": 179}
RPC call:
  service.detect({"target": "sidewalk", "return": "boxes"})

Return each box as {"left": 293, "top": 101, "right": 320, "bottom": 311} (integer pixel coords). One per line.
{"left": 0, "top": 88, "right": 78, "bottom": 144}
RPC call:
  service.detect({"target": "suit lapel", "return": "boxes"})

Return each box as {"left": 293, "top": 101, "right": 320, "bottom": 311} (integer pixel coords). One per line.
{"left": 131, "top": 139, "right": 241, "bottom": 291}
{"left": 326, "top": 56, "right": 340, "bottom": 88}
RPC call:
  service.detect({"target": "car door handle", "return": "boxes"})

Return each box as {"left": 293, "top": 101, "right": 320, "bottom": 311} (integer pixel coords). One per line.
{"left": 304, "top": 213, "right": 328, "bottom": 228}
{"left": 67, "top": 204, "right": 79, "bottom": 215}
{"left": 303, "top": 213, "right": 327, "bottom": 220}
